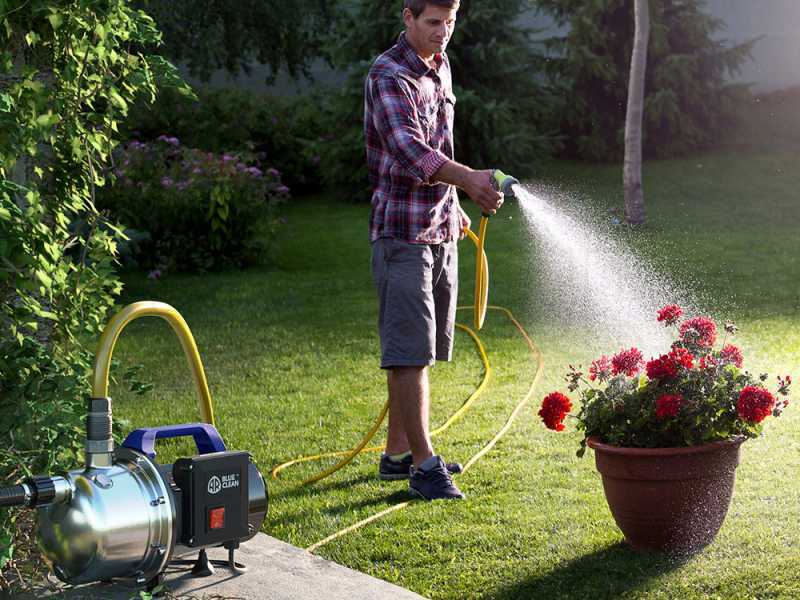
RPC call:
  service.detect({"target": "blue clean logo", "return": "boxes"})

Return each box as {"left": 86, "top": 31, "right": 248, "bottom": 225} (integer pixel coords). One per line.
{"left": 207, "top": 475, "right": 222, "bottom": 495}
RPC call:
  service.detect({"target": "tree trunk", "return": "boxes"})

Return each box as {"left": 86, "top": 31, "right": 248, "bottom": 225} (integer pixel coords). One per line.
{"left": 623, "top": 0, "right": 650, "bottom": 225}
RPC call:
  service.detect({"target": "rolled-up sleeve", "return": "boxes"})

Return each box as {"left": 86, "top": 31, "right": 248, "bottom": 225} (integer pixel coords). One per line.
{"left": 368, "top": 75, "right": 448, "bottom": 184}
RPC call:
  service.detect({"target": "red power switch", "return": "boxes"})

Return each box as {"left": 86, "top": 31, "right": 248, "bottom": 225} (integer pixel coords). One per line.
{"left": 209, "top": 507, "right": 225, "bottom": 530}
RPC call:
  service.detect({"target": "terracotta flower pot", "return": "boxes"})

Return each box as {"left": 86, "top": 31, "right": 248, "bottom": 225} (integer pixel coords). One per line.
{"left": 587, "top": 436, "right": 745, "bottom": 554}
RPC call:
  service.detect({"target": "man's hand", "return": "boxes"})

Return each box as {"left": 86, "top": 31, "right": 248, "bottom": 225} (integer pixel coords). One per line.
{"left": 459, "top": 207, "right": 471, "bottom": 240}
{"left": 462, "top": 169, "right": 503, "bottom": 216}
{"left": 433, "top": 161, "right": 504, "bottom": 216}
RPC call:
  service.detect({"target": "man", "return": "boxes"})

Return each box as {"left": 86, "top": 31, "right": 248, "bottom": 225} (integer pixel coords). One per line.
{"left": 365, "top": 0, "right": 504, "bottom": 501}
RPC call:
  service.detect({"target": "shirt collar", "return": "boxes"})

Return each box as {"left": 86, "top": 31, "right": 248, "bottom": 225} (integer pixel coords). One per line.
{"left": 397, "top": 32, "right": 443, "bottom": 78}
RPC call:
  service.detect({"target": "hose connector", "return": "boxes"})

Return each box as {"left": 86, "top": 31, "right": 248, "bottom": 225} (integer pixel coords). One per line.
{"left": 492, "top": 169, "right": 520, "bottom": 199}
{"left": 86, "top": 397, "right": 114, "bottom": 468}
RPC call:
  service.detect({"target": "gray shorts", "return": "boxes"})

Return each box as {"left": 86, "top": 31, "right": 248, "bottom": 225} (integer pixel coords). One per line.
{"left": 371, "top": 237, "right": 458, "bottom": 369}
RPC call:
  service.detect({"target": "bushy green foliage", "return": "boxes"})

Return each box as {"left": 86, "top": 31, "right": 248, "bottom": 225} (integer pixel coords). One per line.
{"left": 98, "top": 138, "right": 289, "bottom": 272}
{"left": 314, "top": 0, "right": 558, "bottom": 200}
{"left": 0, "top": 0, "right": 181, "bottom": 580}
{"left": 537, "top": 0, "right": 755, "bottom": 160}
{"left": 124, "top": 87, "right": 326, "bottom": 195}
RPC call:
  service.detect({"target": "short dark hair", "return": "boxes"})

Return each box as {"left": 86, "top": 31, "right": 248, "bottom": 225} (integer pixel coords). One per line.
{"left": 404, "top": 0, "right": 459, "bottom": 19}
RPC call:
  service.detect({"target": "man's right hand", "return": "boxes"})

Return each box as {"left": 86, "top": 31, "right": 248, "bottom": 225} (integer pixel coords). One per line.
{"left": 462, "top": 169, "right": 503, "bottom": 215}
{"left": 433, "top": 161, "right": 504, "bottom": 215}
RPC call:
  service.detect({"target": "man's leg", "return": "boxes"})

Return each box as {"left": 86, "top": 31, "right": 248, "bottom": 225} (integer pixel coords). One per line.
{"left": 386, "top": 366, "right": 433, "bottom": 467}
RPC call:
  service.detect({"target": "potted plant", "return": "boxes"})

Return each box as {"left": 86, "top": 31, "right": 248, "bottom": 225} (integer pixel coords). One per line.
{"left": 538, "top": 305, "right": 792, "bottom": 553}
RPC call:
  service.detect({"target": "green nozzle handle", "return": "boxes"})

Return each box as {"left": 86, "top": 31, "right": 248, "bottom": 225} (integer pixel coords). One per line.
{"left": 492, "top": 169, "right": 520, "bottom": 198}
{"left": 482, "top": 169, "right": 520, "bottom": 217}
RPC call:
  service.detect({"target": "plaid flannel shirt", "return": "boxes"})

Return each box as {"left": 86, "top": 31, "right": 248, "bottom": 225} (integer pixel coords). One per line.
{"left": 365, "top": 32, "right": 461, "bottom": 244}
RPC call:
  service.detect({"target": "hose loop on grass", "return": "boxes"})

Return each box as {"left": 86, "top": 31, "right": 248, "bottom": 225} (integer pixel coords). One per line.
{"left": 269, "top": 317, "right": 492, "bottom": 485}
{"left": 303, "top": 306, "right": 544, "bottom": 553}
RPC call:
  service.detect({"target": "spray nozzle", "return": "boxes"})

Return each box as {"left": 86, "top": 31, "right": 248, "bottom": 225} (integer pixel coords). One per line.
{"left": 492, "top": 169, "right": 520, "bottom": 199}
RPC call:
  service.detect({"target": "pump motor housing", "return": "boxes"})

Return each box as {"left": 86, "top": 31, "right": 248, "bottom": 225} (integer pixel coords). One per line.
{"left": 7, "top": 421, "right": 267, "bottom": 588}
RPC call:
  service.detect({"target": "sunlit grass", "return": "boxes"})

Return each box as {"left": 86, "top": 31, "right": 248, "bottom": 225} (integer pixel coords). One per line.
{"left": 109, "top": 103, "right": 800, "bottom": 598}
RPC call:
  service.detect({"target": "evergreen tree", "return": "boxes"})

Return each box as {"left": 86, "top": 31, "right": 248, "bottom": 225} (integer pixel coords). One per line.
{"left": 135, "top": 0, "right": 334, "bottom": 82}
{"left": 537, "top": 0, "right": 755, "bottom": 161}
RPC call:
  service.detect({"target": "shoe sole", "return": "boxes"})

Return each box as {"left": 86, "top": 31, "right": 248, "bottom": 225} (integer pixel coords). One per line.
{"left": 379, "top": 472, "right": 410, "bottom": 481}
{"left": 407, "top": 486, "right": 465, "bottom": 501}
{"left": 380, "top": 465, "right": 462, "bottom": 481}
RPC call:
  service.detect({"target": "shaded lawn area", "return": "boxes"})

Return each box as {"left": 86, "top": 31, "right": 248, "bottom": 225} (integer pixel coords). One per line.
{"left": 110, "top": 115, "right": 800, "bottom": 597}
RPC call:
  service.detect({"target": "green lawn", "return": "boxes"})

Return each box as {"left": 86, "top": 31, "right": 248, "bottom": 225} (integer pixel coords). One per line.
{"left": 109, "top": 99, "right": 800, "bottom": 599}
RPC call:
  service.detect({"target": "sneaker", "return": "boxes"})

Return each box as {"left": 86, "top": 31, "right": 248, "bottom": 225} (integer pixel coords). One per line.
{"left": 408, "top": 456, "right": 465, "bottom": 501}
{"left": 379, "top": 454, "right": 463, "bottom": 481}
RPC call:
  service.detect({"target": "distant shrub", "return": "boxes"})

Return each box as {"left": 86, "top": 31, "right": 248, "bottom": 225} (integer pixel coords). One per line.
{"left": 98, "top": 137, "right": 289, "bottom": 272}
{"left": 125, "top": 88, "right": 325, "bottom": 194}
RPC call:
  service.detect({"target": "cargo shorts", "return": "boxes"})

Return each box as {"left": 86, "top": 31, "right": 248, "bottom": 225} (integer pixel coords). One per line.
{"left": 371, "top": 237, "right": 458, "bottom": 369}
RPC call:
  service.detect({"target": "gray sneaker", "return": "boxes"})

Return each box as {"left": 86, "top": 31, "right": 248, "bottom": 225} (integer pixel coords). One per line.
{"left": 408, "top": 456, "right": 465, "bottom": 501}
{"left": 379, "top": 454, "right": 463, "bottom": 481}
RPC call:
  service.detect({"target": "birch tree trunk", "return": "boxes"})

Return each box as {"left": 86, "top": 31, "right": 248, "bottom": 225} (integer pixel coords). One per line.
{"left": 623, "top": 0, "right": 650, "bottom": 225}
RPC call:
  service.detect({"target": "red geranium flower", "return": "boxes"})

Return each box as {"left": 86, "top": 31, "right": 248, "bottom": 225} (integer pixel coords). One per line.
{"left": 657, "top": 304, "right": 683, "bottom": 326}
{"left": 647, "top": 354, "right": 677, "bottom": 380}
{"left": 647, "top": 347, "right": 693, "bottom": 381}
{"left": 737, "top": 386, "right": 775, "bottom": 423}
{"left": 679, "top": 317, "right": 717, "bottom": 348}
{"left": 539, "top": 392, "right": 572, "bottom": 431}
{"left": 611, "top": 347, "right": 644, "bottom": 377}
{"left": 720, "top": 344, "right": 744, "bottom": 368}
{"left": 589, "top": 355, "right": 613, "bottom": 382}
{"left": 655, "top": 394, "right": 684, "bottom": 419}
{"left": 670, "top": 347, "right": 694, "bottom": 369}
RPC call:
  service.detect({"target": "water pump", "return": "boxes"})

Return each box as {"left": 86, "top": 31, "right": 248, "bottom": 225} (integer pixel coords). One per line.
{"left": 0, "top": 302, "right": 268, "bottom": 592}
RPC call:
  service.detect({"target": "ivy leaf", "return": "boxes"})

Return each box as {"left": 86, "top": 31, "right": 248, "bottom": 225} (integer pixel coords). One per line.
{"left": 48, "top": 12, "right": 64, "bottom": 31}
{"left": 34, "top": 269, "right": 53, "bottom": 289}
{"left": 0, "top": 93, "right": 11, "bottom": 113}
{"left": 24, "top": 31, "right": 40, "bottom": 47}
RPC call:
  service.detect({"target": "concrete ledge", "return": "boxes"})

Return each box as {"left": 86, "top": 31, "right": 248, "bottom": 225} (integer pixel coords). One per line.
{"left": 9, "top": 533, "right": 427, "bottom": 599}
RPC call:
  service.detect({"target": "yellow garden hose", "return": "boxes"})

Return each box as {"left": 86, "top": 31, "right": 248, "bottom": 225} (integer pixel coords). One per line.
{"left": 469, "top": 217, "right": 490, "bottom": 331}
{"left": 270, "top": 321, "right": 492, "bottom": 485}
{"left": 271, "top": 218, "right": 494, "bottom": 485}
{"left": 92, "top": 301, "right": 215, "bottom": 425}
{"left": 270, "top": 215, "right": 544, "bottom": 553}
{"left": 305, "top": 305, "right": 544, "bottom": 553}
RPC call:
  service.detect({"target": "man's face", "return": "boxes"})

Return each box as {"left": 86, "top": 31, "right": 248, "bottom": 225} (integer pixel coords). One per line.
{"left": 403, "top": 4, "right": 458, "bottom": 59}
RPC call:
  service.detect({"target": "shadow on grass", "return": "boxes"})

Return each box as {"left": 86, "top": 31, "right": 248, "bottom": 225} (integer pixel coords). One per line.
{"left": 272, "top": 473, "right": 378, "bottom": 499}
{"left": 493, "top": 542, "right": 689, "bottom": 600}
{"left": 269, "top": 473, "right": 411, "bottom": 530}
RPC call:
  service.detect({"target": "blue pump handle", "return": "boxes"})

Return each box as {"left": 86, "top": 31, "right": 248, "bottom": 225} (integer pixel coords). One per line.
{"left": 122, "top": 423, "right": 226, "bottom": 460}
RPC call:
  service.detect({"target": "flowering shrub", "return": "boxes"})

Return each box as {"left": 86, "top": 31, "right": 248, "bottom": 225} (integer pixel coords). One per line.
{"left": 540, "top": 305, "right": 792, "bottom": 455}
{"left": 98, "top": 136, "right": 289, "bottom": 271}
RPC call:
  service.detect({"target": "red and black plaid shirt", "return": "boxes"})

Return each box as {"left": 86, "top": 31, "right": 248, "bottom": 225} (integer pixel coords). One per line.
{"left": 365, "top": 32, "right": 461, "bottom": 244}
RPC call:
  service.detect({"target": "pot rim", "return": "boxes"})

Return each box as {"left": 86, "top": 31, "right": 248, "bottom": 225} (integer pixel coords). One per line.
{"left": 586, "top": 436, "right": 746, "bottom": 456}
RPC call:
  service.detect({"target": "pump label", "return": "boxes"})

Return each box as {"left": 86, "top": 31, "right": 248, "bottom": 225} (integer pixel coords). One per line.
{"left": 207, "top": 473, "right": 240, "bottom": 495}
